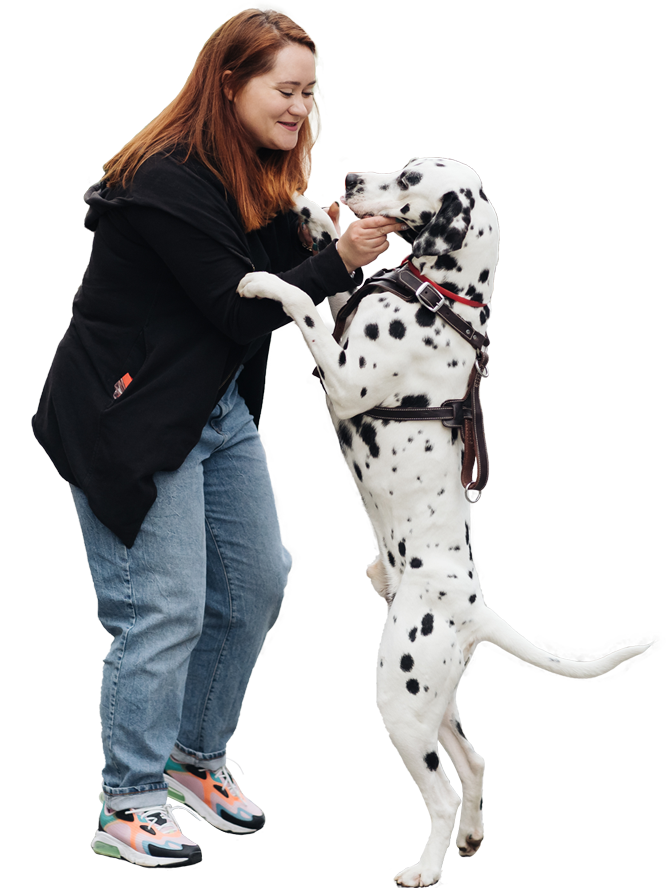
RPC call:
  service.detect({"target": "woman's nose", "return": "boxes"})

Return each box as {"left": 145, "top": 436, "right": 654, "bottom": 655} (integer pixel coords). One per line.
{"left": 289, "top": 96, "right": 308, "bottom": 117}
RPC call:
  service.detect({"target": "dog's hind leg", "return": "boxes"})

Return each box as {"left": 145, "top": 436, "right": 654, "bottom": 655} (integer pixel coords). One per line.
{"left": 377, "top": 602, "right": 464, "bottom": 886}
{"left": 438, "top": 696, "right": 485, "bottom": 857}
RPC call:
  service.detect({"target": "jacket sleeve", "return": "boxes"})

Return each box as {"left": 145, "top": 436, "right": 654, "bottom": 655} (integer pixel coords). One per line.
{"left": 122, "top": 204, "right": 357, "bottom": 345}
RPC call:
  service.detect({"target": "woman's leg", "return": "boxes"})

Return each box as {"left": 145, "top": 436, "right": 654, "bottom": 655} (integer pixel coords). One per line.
{"left": 72, "top": 437, "right": 212, "bottom": 812}
{"left": 174, "top": 381, "right": 290, "bottom": 764}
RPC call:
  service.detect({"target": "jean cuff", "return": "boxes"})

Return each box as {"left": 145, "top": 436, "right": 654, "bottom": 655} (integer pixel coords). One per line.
{"left": 172, "top": 742, "right": 227, "bottom": 771}
{"left": 102, "top": 782, "right": 168, "bottom": 813}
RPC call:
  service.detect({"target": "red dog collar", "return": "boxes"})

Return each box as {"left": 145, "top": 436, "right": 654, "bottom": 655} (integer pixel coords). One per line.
{"left": 404, "top": 258, "right": 486, "bottom": 308}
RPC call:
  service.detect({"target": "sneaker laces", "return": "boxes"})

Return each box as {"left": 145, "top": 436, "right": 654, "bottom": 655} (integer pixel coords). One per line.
{"left": 212, "top": 766, "right": 243, "bottom": 798}
{"left": 130, "top": 805, "right": 181, "bottom": 835}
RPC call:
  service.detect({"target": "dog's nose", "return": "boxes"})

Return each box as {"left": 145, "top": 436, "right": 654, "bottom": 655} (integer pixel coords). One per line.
{"left": 345, "top": 173, "right": 364, "bottom": 192}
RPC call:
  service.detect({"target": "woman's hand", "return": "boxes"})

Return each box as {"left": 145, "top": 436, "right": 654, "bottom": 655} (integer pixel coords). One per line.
{"left": 336, "top": 216, "right": 406, "bottom": 272}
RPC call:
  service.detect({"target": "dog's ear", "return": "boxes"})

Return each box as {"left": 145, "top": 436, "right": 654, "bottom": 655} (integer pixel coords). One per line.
{"left": 291, "top": 193, "right": 336, "bottom": 252}
{"left": 412, "top": 190, "right": 472, "bottom": 259}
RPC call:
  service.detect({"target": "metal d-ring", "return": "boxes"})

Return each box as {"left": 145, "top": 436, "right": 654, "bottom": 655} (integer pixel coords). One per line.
{"left": 464, "top": 482, "right": 482, "bottom": 503}
{"left": 475, "top": 355, "right": 489, "bottom": 377}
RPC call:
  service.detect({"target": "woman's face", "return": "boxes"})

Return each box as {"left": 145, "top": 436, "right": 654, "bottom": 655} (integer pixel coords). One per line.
{"left": 231, "top": 43, "right": 316, "bottom": 151}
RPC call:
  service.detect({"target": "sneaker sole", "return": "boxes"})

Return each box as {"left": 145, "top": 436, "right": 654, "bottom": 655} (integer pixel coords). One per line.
{"left": 165, "top": 776, "right": 263, "bottom": 834}
{"left": 91, "top": 831, "right": 202, "bottom": 867}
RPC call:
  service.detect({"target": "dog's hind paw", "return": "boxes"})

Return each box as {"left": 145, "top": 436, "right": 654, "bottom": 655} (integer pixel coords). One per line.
{"left": 394, "top": 863, "right": 441, "bottom": 887}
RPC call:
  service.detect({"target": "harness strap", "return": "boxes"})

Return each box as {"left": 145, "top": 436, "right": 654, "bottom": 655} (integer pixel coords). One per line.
{"left": 323, "top": 258, "right": 491, "bottom": 498}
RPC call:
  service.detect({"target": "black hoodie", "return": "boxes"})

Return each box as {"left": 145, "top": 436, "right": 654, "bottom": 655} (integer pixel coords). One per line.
{"left": 33, "top": 150, "right": 357, "bottom": 547}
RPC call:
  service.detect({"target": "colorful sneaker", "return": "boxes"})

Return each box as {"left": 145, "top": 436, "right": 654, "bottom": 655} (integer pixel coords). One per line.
{"left": 165, "top": 757, "right": 265, "bottom": 834}
{"left": 92, "top": 802, "right": 202, "bottom": 866}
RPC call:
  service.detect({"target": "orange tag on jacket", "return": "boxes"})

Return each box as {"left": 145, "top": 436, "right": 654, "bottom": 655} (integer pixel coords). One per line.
{"left": 113, "top": 372, "right": 133, "bottom": 399}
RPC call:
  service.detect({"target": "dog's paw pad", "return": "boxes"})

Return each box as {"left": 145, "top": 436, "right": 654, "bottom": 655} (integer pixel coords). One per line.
{"left": 457, "top": 834, "right": 483, "bottom": 857}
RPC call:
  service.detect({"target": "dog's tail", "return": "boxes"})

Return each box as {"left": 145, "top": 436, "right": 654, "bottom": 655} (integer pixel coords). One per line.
{"left": 480, "top": 608, "right": 650, "bottom": 678}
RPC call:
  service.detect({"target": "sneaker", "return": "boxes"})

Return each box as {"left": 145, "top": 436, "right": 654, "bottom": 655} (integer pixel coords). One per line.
{"left": 165, "top": 757, "right": 265, "bottom": 834}
{"left": 91, "top": 802, "right": 202, "bottom": 867}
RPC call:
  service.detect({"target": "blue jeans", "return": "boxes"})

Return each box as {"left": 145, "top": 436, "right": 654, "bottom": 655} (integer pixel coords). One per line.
{"left": 71, "top": 377, "right": 291, "bottom": 812}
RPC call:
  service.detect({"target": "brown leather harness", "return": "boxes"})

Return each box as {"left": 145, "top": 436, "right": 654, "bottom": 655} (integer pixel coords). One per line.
{"left": 327, "top": 259, "right": 491, "bottom": 502}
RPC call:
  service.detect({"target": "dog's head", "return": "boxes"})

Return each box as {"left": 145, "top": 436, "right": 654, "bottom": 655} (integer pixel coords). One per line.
{"left": 291, "top": 192, "right": 337, "bottom": 253}
{"left": 342, "top": 157, "right": 497, "bottom": 263}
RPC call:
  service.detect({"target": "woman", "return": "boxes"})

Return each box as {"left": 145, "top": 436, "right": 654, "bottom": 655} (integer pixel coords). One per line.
{"left": 32, "top": 9, "right": 402, "bottom": 868}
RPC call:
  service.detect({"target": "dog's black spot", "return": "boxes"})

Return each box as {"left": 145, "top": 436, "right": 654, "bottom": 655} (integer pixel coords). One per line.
{"left": 425, "top": 443, "right": 433, "bottom": 452}
{"left": 388, "top": 551, "right": 395, "bottom": 567}
{"left": 389, "top": 319, "right": 406, "bottom": 339}
{"left": 420, "top": 210, "right": 433, "bottom": 224}
{"left": 400, "top": 394, "right": 430, "bottom": 409}
{"left": 342, "top": 339, "right": 349, "bottom": 350}
{"left": 398, "top": 540, "right": 406, "bottom": 557}
{"left": 400, "top": 654, "right": 414, "bottom": 672}
{"left": 337, "top": 422, "right": 352, "bottom": 451}
{"left": 353, "top": 462, "right": 363, "bottom": 481}
{"left": 423, "top": 337, "right": 436, "bottom": 348}
{"left": 438, "top": 591, "right": 446, "bottom": 598}
{"left": 480, "top": 798, "right": 483, "bottom": 810}
{"left": 300, "top": 207, "right": 311, "bottom": 218}
{"left": 415, "top": 306, "right": 437, "bottom": 327}
{"left": 421, "top": 613, "right": 434, "bottom": 635}
{"left": 468, "top": 570, "right": 473, "bottom": 578}
{"left": 304, "top": 315, "right": 314, "bottom": 328}
{"left": 469, "top": 594, "right": 477, "bottom": 604}
{"left": 424, "top": 751, "right": 439, "bottom": 771}
{"left": 456, "top": 720, "right": 467, "bottom": 739}
{"left": 380, "top": 659, "right": 384, "bottom": 667}
{"left": 410, "top": 557, "right": 423, "bottom": 569}
{"left": 380, "top": 183, "right": 389, "bottom": 191}
{"left": 479, "top": 188, "right": 488, "bottom": 201}
{"left": 404, "top": 171, "right": 422, "bottom": 186}
{"left": 400, "top": 204, "right": 411, "bottom": 214}
{"left": 358, "top": 420, "right": 380, "bottom": 458}
{"left": 359, "top": 356, "right": 366, "bottom": 368}
{"left": 338, "top": 350, "right": 346, "bottom": 366}
{"left": 447, "top": 359, "right": 458, "bottom": 368}
{"left": 434, "top": 253, "right": 459, "bottom": 272}
{"left": 479, "top": 306, "right": 490, "bottom": 325}
{"left": 449, "top": 620, "right": 455, "bottom": 627}
{"left": 364, "top": 323, "right": 379, "bottom": 340}
{"left": 465, "top": 284, "right": 484, "bottom": 304}
{"left": 408, "top": 627, "right": 418, "bottom": 642}
{"left": 406, "top": 678, "right": 420, "bottom": 694}
{"left": 360, "top": 387, "right": 367, "bottom": 398}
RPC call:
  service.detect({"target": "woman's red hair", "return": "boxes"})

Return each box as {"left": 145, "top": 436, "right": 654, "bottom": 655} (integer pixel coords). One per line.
{"left": 103, "top": 9, "right": 317, "bottom": 231}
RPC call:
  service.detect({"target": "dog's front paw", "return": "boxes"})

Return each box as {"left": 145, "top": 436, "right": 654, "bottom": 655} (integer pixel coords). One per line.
{"left": 237, "top": 271, "right": 275, "bottom": 300}
{"left": 457, "top": 833, "right": 483, "bottom": 857}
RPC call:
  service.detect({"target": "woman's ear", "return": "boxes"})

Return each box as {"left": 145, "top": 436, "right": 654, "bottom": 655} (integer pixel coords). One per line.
{"left": 222, "top": 70, "right": 234, "bottom": 101}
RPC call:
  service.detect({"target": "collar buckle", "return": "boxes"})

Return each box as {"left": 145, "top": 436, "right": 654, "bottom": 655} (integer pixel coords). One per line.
{"left": 415, "top": 281, "right": 447, "bottom": 313}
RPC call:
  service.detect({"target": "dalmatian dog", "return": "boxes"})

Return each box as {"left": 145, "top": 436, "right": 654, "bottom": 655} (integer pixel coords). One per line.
{"left": 238, "top": 159, "right": 649, "bottom": 887}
